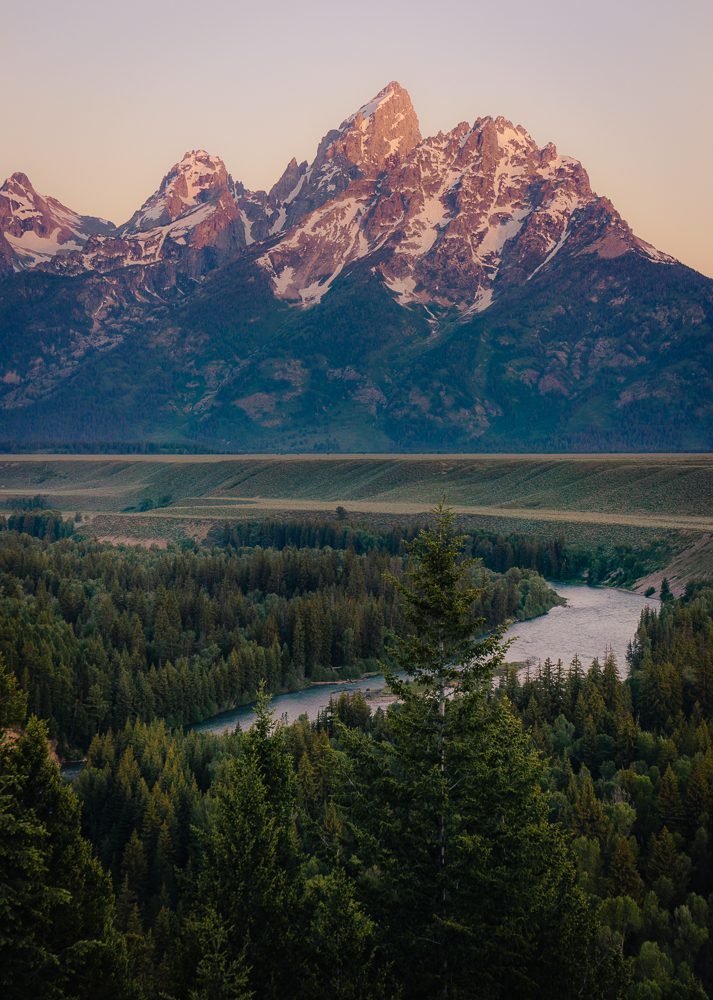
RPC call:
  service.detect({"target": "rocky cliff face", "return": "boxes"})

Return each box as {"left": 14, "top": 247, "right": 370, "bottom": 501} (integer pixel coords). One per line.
{"left": 0, "top": 82, "right": 710, "bottom": 452}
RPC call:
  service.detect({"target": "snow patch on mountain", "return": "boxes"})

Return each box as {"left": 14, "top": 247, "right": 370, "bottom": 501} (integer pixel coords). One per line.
{"left": 260, "top": 195, "right": 372, "bottom": 306}
{"left": 477, "top": 207, "right": 531, "bottom": 257}
{"left": 260, "top": 105, "right": 607, "bottom": 314}
{"left": 240, "top": 209, "right": 254, "bottom": 246}
{"left": 5, "top": 227, "right": 83, "bottom": 264}
{"left": 121, "top": 150, "right": 232, "bottom": 234}
{"left": 469, "top": 287, "right": 494, "bottom": 314}
{"left": 527, "top": 226, "right": 571, "bottom": 280}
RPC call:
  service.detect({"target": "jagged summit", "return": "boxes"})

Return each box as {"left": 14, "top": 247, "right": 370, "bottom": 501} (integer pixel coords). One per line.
{"left": 258, "top": 101, "right": 646, "bottom": 312}
{"left": 334, "top": 81, "right": 422, "bottom": 170}
{"left": 6, "top": 171, "right": 33, "bottom": 189}
{"left": 0, "top": 171, "right": 114, "bottom": 271}
{"left": 120, "top": 150, "right": 234, "bottom": 234}
{"left": 342, "top": 80, "right": 404, "bottom": 121}
{"left": 266, "top": 81, "right": 423, "bottom": 234}
{"left": 44, "top": 150, "right": 275, "bottom": 276}
{"left": 269, "top": 157, "right": 308, "bottom": 204}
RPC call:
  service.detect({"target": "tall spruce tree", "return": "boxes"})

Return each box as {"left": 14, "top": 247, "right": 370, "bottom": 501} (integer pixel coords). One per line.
{"left": 339, "top": 505, "right": 617, "bottom": 999}
{"left": 190, "top": 688, "right": 300, "bottom": 1000}
{"left": 0, "top": 717, "right": 129, "bottom": 999}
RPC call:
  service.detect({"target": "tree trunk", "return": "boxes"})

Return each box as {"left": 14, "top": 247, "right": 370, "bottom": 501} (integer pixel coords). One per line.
{"left": 438, "top": 636, "right": 448, "bottom": 999}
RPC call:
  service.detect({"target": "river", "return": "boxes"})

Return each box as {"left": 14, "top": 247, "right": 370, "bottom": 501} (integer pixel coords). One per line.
{"left": 503, "top": 583, "right": 659, "bottom": 673}
{"left": 189, "top": 673, "right": 390, "bottom": 737}
{"left": 190, "top": 583, "right": 659, "bottom": 736}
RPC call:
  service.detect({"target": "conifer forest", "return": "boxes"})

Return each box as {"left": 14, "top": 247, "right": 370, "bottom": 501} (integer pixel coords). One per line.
{"left": 2, "top": 507, "right": 713, "bottom": 998}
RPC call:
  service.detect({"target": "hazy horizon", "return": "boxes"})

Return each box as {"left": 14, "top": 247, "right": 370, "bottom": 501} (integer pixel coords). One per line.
{"left": 2, "top": 0, "right": 711, "bottom": 277}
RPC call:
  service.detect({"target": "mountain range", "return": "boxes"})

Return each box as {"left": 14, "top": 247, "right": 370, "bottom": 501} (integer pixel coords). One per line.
{"left": 1, "top": 82, "right": 711, "bottom": 452}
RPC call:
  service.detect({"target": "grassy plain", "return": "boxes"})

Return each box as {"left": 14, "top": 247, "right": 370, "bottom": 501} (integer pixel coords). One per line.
{"left": 0, "top": 452, "right": 712, "bottom": 516}
{"left": 2, "top": 452, "right": 710, "bottom": 590}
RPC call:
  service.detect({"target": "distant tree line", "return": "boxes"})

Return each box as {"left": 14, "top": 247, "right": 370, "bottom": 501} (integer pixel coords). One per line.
{"left": 1, "top": 509, "right": 75, "bottom": 540}
{"left": 211, "top": 516, "right": 668, "bottom": 587}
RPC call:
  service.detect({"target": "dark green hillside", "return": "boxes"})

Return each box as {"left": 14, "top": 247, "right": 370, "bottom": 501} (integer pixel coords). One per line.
{"left": 1, "top": 244, "right": 711, "bottom": 451}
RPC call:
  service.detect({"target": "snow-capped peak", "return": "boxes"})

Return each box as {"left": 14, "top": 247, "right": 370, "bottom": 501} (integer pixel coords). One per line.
{"left": 260, "top": 103, "right": 608, "bottom": 314}
{"left": 171, "top": 150, "right": 228, "bottom": 206}
{"left": 332, "top": 80, "right": 421, "bottom": 168}
{"left": 263, "top": 82, "right": 422, "bottom": 236}
{"left": 121, "top": 150, "right": 234, "bottom": 234}
{"left": 1, "top": 83, "right": 680, "bottom": 300}
{"left": 342, "top": 80, "right": 401, "bottom": 128}
{"left": 3, "top": 171, "right": 34, "bottom": 195}
{"left": 0, "top": 171, "right": 115, "bottom": 270}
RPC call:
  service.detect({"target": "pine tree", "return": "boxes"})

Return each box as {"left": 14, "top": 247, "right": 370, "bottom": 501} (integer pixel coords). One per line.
{"left": 685, "top": 758, "right": 711, "bottom": 835}
{"left": 339, "top": 505, "right": 615, "bottom": 999}
{"left": 608, "top": 836, "right": 643, "bottom": 901}
{"left": 292, "top": 612, "right": 306, "bottom": 676}
{"left": 602, "top": 653, "right": 622, "bottom": 714}
{"left": 0, "top": 718, "right": 129, "bottom": 999}
{"left": 656, "top": 765, "right": 684, "bottom": 833}
{"left": 0, "top": 657, "right": 27, "bottom": 728}
{"left": 193, "top": 688, "right": 300, "bottom": 999}
{"left": 186, "top": 907, "right": 253, "bottom": 1000}
{"left": 571, "top": 767, "right": 609, "bottom": 842}
{"left": 386, "top": 502, "right": 508, "bottom": 702}
{"left": 382, "top": 504, "right": 509, "bottom": 993}
{"left": 647, "top": 826, "right": 690, "bottom": 903}
{"left": 299, "top": 869, "right": 391, "bottom": 1000}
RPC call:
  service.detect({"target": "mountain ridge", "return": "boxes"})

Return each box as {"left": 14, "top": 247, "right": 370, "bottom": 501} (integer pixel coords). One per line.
{"left": 0, "top": 82, "right": 711, "bottom": 452}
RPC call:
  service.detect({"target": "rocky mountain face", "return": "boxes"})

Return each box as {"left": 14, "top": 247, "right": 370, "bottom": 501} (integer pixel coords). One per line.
{"left": 0, "top": 82, "right": 711, "bottom": 451}
{"left": 259, "top": 88, "right": 672, "bottom": 312}
{"left": 268, "top": 81, "right": 421, "bottom": 235}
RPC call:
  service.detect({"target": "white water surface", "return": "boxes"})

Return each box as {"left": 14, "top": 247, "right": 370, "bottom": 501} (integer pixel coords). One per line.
{"left": 503, "top": 583, "right": 659, "bottom": 673}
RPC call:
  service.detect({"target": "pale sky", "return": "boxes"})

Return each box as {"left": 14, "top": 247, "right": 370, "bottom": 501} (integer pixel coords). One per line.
{"left": 2, "top": 0, "right": 711, "bottom": 277}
